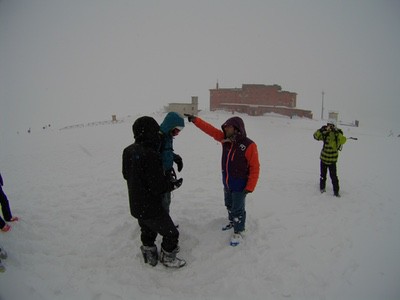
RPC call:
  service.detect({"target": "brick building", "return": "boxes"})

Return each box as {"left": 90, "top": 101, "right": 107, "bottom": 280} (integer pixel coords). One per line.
{"left": 210, "top": 83, "right": 313, "bottom": 119}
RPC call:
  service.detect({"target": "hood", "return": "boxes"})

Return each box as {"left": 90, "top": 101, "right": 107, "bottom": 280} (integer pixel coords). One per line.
{"left": 160, "top": 112, "right": 185, "bottom": 135}
{"left": 132, "top": 116, "right": 161, "bottom": 148}
{"left": 221, "top": 116, "right": 247, "bottom": 138}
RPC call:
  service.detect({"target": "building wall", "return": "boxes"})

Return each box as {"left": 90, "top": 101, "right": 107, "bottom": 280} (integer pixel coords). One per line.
{"left": 210, "top": 84, "right": 312, "bottom": 119}
{"left": 167, "top": 96, "right": 199, "bottom": 116}
{"left": 222, "top": 104, "right": 313, "bottom": 118}
{"left": 210, "top": 88, "right": 242, "bottom": 110}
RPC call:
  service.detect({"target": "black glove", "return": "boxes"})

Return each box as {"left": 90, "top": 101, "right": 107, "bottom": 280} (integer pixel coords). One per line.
{"left": 184, "top": 113, "right": 196, "bottom": 122}
{"left": 166, "top": 168, "right": 183, "bottom": 191}
{"left": 320, "top": 125, "right": 329, "bottom": 135}
{"left": 173, "top": 154, "right": 183, "bottom": 172}
{"left": 170, "top": 178, "right": 183, "bottom": 191}
{"left": 167, "top": 176, "right": 183, "bottom": 191}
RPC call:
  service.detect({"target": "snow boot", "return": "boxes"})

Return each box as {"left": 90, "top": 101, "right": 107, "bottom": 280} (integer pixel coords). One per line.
{"left": 0, "top": 260, "right": 5, "bottom": 273}
{"left": 8, "top": 216, "right": 19, "bottom": 222}
{"left": 230, "top": 232, "right": 243, "bottom": 247}
{"left": 0, "top": 247, "right": 7, "bottom": 260}
{"left": 222, "top": 221, "right": 234, "bottom": 231}
{"left": 160, "top": 247, "right": 186, "bottom": 268}
{"left": 140, "top": 245, "right": 158, "bottom": 267}
{"left": 1, "top": 224, "right": 11, "bottom": 232}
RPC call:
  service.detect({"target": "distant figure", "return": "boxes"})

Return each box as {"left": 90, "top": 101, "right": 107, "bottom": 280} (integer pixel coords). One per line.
{"left": 159, "top": 112, "right": 185, "bottom": 214}
{"left": 185, "top": 114, "right": 260, "bottom": 246}
{"left": 122, "top": 116, "right": 186, "bottom": 268}
{"left": 313, "top": 121, "right": 347, "bottom": 197}
{"left": 0, "top": 173, "right": 19, "bottom": 232}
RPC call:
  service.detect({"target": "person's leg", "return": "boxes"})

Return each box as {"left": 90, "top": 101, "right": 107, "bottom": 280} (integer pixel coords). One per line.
{"left": 0, "top": 245, "right": 7, "bottom": 259}
{"left": 320, "top": 161, "right": 328, "bottom": 192}
{"left": 137, "top": 219, "right": 159, "bottom": 266}
{"left": 329, "top": 163, "right": 340, "bottom": 196}
{"left": 224, "top": 188, "right": 233, "bottom": 223}
{"left": 140, "top": 212, "right": 179, "bottom": 252}
{"left": 138, "top": 219, "right": 158, "bottom": 247}
{"left": 0, "top": 217, "right": 6, "bottom": 231}
{"left": 231, "top": 191, "right": 246, "bottom": 233}
{"left": 0, "top": 259, "right": 5, "bottom": 272}
{"left": 141, "top": 211, "right": 185, "bottom": 268}
{"left": 0, "top": 187, "right": 12, "bottom": 221}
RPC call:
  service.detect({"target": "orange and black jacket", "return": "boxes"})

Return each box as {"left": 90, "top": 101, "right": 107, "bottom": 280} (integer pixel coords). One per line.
{"left": 193, "top": 116, "right": 260, "bottom": 193}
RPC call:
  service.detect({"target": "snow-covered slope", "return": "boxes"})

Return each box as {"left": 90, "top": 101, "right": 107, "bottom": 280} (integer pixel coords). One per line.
{"left": 1, "top": 111, "right": 399, "bottom": 300}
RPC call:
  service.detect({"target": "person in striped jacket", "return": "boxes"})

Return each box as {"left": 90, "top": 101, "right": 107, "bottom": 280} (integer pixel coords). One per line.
{"left": 185, "top": 114, "right": 260, "bottom": 246}
{"left": 313, "top": 122, "right": 347, "bottom": 197}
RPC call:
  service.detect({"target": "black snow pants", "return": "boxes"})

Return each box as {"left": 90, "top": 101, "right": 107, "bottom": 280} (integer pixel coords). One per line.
{"left": 138, "top": 210, "right": 179, "bottom": 253}
{"left": 0, "top": 186, "right": 13, "bottom": 229}
{"left": 320, "top": 160, "right": 340, "bottom": 195}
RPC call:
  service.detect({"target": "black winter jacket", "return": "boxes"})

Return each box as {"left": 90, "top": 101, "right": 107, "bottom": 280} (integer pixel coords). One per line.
{"left": 122, "top": 117, "right": 170, "bottom": 219}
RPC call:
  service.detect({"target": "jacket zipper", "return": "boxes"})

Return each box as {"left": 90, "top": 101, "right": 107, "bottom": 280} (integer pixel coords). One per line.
{"left": 225, "top": 144, "right": 235, "bottom": 188}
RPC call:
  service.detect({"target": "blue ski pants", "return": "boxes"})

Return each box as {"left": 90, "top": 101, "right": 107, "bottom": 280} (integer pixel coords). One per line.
{"left": 224, "top": 188, "right": 246, "bottom": 233}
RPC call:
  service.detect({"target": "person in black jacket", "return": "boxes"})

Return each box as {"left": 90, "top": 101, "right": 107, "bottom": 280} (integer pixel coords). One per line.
{"left": 0, "top": 172, "right": 19, "bottom": 232}
{"left": 122, "top": 116, "right": 186, "bottom": 268}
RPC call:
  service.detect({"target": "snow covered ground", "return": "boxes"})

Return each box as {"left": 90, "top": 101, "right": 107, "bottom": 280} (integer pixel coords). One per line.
{"left": 0, "top": 110, "right": 399, "bottom": 300}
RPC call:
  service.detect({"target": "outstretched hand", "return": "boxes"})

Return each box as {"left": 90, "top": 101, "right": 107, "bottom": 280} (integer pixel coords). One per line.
{"left": 184, "top": 114, "right": 196, "bottom": 122}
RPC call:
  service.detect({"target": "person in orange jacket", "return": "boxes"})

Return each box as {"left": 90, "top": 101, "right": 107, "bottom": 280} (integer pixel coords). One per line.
{"left": 185, "top": 114, "right": 260, "bottom": 246}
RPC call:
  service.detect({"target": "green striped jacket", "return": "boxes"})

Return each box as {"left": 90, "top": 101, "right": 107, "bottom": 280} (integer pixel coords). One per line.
{"left": 313, "top": 128, "right": 347, "bottom": 164}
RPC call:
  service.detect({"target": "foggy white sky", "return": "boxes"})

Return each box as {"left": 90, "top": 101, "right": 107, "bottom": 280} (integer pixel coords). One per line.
{"left": 1, "top": 0, "right": 399, "bottom": 135}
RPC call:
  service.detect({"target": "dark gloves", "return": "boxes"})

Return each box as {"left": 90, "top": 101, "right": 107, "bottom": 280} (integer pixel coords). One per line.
{"left": 170, "top": 177, "right": 183, "bottom": 191}
{"left": 321, "top": 124, "right": 338, "bottom": 133}
{"left": 184, "top": 114, "right": 196, "bottom": 123}
{"left": 320, "top": 125, "right": 330, "bottom": 135}
{"left": 166, "top": 168, "right": 183, "bottom": 191}
{"left": 173, "top": 154, "right": 183, "bottom": 172}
